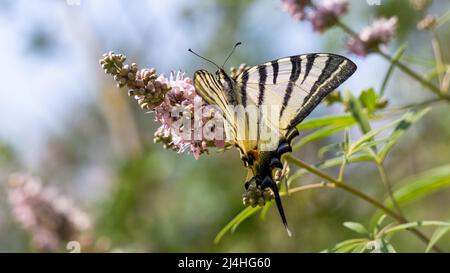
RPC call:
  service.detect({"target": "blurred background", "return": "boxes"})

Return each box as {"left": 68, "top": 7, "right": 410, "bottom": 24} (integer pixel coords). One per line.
{"left": 0, "top": 0, "right": 449, "bottom": 252}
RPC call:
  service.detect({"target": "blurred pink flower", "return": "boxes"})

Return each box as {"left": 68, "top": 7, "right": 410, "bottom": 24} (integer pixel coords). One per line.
{"left": 309, "top": 0, "right": 348, "bottom": 32}
{"left": 346, "top": 17, "right": 398, "bottom": 56}
{"left": 8, "top": 174, "right": 91, "bottom": 251}
{"left": 281, "top": 0, "right": 311, "bottom": 21}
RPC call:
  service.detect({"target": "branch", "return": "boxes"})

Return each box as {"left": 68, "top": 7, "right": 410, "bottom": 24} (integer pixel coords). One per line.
{"left": 285, "top": 154, "right": 443, "bottom": 253}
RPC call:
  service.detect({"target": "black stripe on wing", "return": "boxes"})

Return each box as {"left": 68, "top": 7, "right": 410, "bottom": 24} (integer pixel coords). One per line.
{"left": 279, "top": 55, "right": 302, "bottom": 119}
{"left": 271, "top": 60, "right": 279, "bottom": 84}
{"left": 301, "top": 54, "right": 315, "bottom": 84}
{"left": 240, "top": 72, "right": 249, "bottom": 107}
{"left": 257, "top": 65, "right": 267, "bottom": 106}
{"left": 288, "top": 55, "right": 357, "bottom": 129}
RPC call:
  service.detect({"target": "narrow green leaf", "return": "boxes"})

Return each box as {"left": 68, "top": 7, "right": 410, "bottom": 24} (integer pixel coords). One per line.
{"left": 338, "top": 243, "right": 369, "bottom": 253}
{"left": 288, "top": 154, "right": 374, "bottom": 181}
{"left": 380, "top": 44, "right": 407, "bottom": 96}
{"left": 347, "top": 91, "right": 372, "bottom": 135}
{"left": 352, "top": 243, "right": 369, "bottom": 253}
{"left": 359, "top": 88, "right": 378, "bottom": 114}
{"left": 384, "top": 221, "right": 450, "bottom": 235}
{"left": 426, "top": 224, "right": 450, "bottom": 253}
{"left": 297, "top": 115, "right": 355, "bottom": 131}
{"left": 214, "top": 206, "right": 260, "bottom": 244}
{"left": 259, "top": 201, "right": 273, "bottom": 221}
{"left": 379, "top": 107, "right": 430, "bottom": 161}
{"left": 230, "top": 207, "right": 261, "bottom": 233}
{"left": 318, "top": 143, "right": 344, "bottom": 158}
{"left": 388, "top": 164, "right": 450, "bottom": 207}
{"left": 348, "top": 119, "right": 400, "bottom": 156}
{"left": 374, "top": 238, "right": 396, "bottom": 253}
{"left": 373, "top": 214, "right": 387, "bottom": 237}
{"left": 293, "top": 123, "right": 353, "bottom": 150}
{"left": 350, "top": 137, "right": 390, "bottom": 155}
{"left": 343, "top": 222, "right": 369, "bottom": 235}
{"left": 372, "top": 163, "right": 450, "bottom": 225}
{"left": 349, "top": 108, "right": 428, "bottom": 157}
{"left": 321, "top": 238, "right": 368, "bottom": 253}
{"left": 365, "top": 239, "right": 390, "bottom": 253}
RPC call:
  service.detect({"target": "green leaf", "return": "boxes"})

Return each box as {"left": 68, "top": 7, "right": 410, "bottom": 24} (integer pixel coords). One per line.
{"left": 378, "top": 107, "right": 430, "bottom": 161}
{"left": 287, "top": 154, "right": 374, "bottom": 181}
{"left": 359, "top": 88, "right": 378, "bottom": 114}
{"left": 374, "top": 238, "right": 396, "bottom": 253}
{"left": 297, "top": 115, "right": 355, "bottom": 131}
{"left": 348, "top": 108, "right": 429, "bottom": 157}
{"left": 372, "top": 163, "right": 450, "bottom": 225}
{"left": 350, "top": 137, "right": 390, "bottom": 155}
{"left": 426, "top": 224, "right": 450, "bottom": 253}
{"left": 388, "top": 164, "right": 450, "bottom": 207}
{"left": 318, "top": 143, "right": 344, "bottom": 158}
{"left": 293, "top": 123, "right": 353, "bottom": 150}
{"left": 380, "top": 44, "right": 407, "bottom": 96}
{"left": 384, "top": 221, "right": 450, "bottom": 235}
{"left": 348, "top": 119, "right": 399, "bottom": 156}
{"left": 373, "top": 214, "right": 387, "bottom": 237}
{"left": 214, "top": 206, "right": 260, "bottom": 244}
{"left": 338, "top": 242, "right": 369, "bottom": 253}
{"left": 321, "top": 238, "right": 368, "bottom": 253}
{"left": 352, "top": 243, "right": 369, "bottom": 253}
{"left": 259, "top": 201, "right": 273, "bottom": 221}
{"left": 347, "top": 91, "right": 372, "bottom": 135}
{"left": 343, "top": 222, "right": 369, "bottom": 235}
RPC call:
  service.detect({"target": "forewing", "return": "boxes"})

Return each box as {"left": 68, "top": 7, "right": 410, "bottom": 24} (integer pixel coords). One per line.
{"left": 235, "top": 53, "right": 357, "bottom": 134}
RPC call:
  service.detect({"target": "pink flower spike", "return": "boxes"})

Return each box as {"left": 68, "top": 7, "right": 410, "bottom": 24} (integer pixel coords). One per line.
{"left": 346, "top": 17, "right": 398, "bottom": 57}
{"left": 7, "top": 174, "right": 91, "bottom": 252}
{"left": 281, "top": 0, "right": 311, "bottom": 21}
{"left": 309, "top": 0, "right": 348, "bottom": 33}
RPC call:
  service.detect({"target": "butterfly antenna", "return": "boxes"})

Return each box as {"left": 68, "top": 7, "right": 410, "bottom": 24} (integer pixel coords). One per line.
{"left": 222, "top": 42, "right": 242, "bottom": 68}
{"left": 188, "top": 48, "right": 220, "bottom": 70}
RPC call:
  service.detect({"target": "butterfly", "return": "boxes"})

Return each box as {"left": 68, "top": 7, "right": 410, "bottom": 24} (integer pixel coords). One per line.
{"left": 191, "top": 44, "right": 357, "bottom": 235}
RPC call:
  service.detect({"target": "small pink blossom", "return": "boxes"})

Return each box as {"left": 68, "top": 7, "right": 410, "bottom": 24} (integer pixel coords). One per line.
{"left": 346, "top": 17, "right": 398, "bottom": 57}
{"left": 281, "top": 0, "right": 311, "bottom": 21}
{"left": 154, "top": 72, "right": 225, "bottom": 159}
{"left": 309, "top": 0, "right": 348, "bottom": 32}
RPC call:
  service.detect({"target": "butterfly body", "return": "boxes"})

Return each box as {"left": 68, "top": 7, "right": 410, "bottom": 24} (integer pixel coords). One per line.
{"left": 193, "top": 53, "right": 356, "bottom": 235}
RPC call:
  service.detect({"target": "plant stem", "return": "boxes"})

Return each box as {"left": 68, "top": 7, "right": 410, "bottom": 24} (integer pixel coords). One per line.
{"left": 337, "top": 156, "right": 346, "bottom": 182}
{"left": 376, "top": 50, "right": 448, "bottom": 99}
{"left": 375, "top": 162, "right": 402, "bottom": 216}
{"left": 431, "top": 34, "right": 445, "bottom": 91}
{"left": 336, "top": 21, "right": 450, "bottom": 101}
{"left": 285, "top": 154, "right": 443, "bottom": 252}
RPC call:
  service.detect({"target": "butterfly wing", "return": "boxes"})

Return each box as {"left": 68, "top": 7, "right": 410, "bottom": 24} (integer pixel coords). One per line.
{"left": 235, "top": 53, "right": 357, "bottom": 142}
{"left": 193, "top": 69, "right": 239, "bottom": 143}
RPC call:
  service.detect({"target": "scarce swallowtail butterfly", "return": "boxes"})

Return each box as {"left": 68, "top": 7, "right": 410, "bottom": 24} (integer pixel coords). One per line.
{"left": 191, "top": 43, "right": 357, "bottom": 236}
